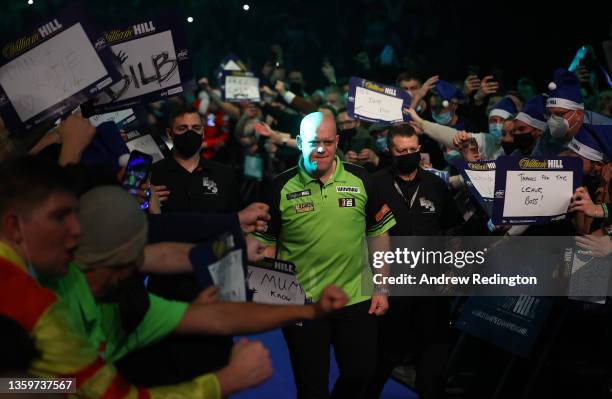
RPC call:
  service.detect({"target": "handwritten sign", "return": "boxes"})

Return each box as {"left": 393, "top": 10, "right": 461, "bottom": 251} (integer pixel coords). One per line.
{"left": 223, "top": 72, "right": 260, "bottom": 103}
{"left": 93, "top": 17, "right": 192, "bottom": 112}
{"left": 492, "top": 156, "right": 582, "bottom": 225}
{"left": 208, "top": 249, "right": 247, "bottom": 302}
{"left": 124, "top": 129, "right": 164, "bottom": 163}
{"left": 455, "top": 160, "right": 497, "bottom": 216}
{"left": 0, "top": 4, "right": 117, "bottom": 133}
{"left": 347, "top": 77, "right": 412, "bottom": 123}
{"left": 247, "top": 258, "right": 305, "bottom": 305}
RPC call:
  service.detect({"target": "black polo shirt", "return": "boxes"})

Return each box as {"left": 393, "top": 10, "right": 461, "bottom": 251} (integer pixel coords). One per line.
{"left": 151, "top": 156, "right": 242, "bottom": 214}
{"left": 373, "top": 167, "right": 463, "bottom": 236}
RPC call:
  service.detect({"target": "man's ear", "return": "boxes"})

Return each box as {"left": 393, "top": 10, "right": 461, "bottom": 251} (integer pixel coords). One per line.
{"left": 165, "top": 128, "right": 173, "bottom": 141}
{"left": 296, "top": 135, "right": 302, "bottom": 150}
{"left": 3, "top": 213, "right": 23, "bottom": 244}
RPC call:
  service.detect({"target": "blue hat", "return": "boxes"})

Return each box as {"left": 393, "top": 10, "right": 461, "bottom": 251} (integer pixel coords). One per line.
{"left": 515, "top": 94, "right": 547, "bottom": 131}
{"left": 434, "top": 80, "right": 463, "bottom": 108}
{"left": 568, "top": 128, "right": 605, "bottom": 162}
{"left": 546, "top": 68, "right": 584, "bottom": 110}
{"left": 489, "top": 97, "right": 518, "bottom": 120}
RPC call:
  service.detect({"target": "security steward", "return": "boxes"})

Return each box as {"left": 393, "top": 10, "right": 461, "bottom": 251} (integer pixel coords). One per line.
{"left": 367, "top": 123, "right": 463, "bottom": 399}
{"left": 117, "top": 106, "right": 242, "bottom": 386}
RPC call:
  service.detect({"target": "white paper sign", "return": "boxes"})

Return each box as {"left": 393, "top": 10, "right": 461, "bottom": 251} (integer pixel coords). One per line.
{"left": 125, "top": 134, "right": 164, "bottom": 163}
{"left": 0, "top": 23, "right": 108, "bottom": 122}
{"left": 354, "top": 86, "right": 403, "bottom": 122}
{"left": 208, "top": 249, "right": 247, "bottom": 302}
{"left": 247, "top": 265, "right": 306, "bottom": 305}
{"left": 225, "top": 75, "right": 260, "bottom": 102}
{"left": 502, "top": 170, "right": 573, "bottom": 217}
{"left": 465, "top": 170, "right": 496, "bottom": 199}
{"left": 96, "top": 30, "right": 181, "bottom": 105}
{"left": 89, "top": 108, "right": 135, "bottom": 127}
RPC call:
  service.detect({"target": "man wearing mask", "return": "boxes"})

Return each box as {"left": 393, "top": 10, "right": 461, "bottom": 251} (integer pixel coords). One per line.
{"left": 336, "top": 108, "right": 375, "bottom": 168}
{"left": 534, "top": 68, "right": 612, "bottom": 157}
{"left": 146, "top": 106, "right": 243, "bottom": 384}
{"left": 369, "top": 123, "right": 463, "bottom": 399}
{"left": 506, "top": 95, "right": 548, "bottom": 155}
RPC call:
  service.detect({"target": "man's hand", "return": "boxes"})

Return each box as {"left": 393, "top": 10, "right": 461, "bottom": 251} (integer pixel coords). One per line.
{"left": 475, "top": 76, "right": 499, "bottom": 100}
{"left": 313, "top": 285, "right": 349, "bottom": 316}
{"left": 274, "top": 80, "right": 286, "bottom": 95}
{"left": 194, "top": 286, "right": 220, "bottom": 305}
{"left": 415, "top": 75, "right": 439, "bottom": 101}
{"left": 217, "top": 338, "right": 273, "bottom": 396}
{"left": 464, "top": 74, "right": 481, "bottom": 96}
{"left": 246, "top": 235, "right": 266, "bottom": 263}
{"left": 358, "top": 148, "right": 379, "bottom": 166}
{"left": 368, "top": 294, "right": 388, "bottom": 316}
{"left": 238, "top": 203, "right": 271, "bottom": 234}
{"left": 253, "top": 122, "right": 274, "bottom": 137}
{"left": 453, "top": 131, "right": 472, "bottom": 148}
{"left": 198, "top": 77, "right": 210, "bottom": 91}
{"left": 405, "top": 107, "right": 425, "bottom": 128}
{"left": 151, "top": 185, "right": 170, "bottom": 203}
{"left": 58, "top": 112, "right": 96, "bottom": 165}
{"left": 345, "top": 150, "right": 359, "bottom": 163}
{"left": 575, "top": 234, "right": 612, "bottom": 258}
{"left": 569, "top": 187, "right": 603, "bottom": 217}
{"left": 261, "top": 85, "right": 277, "bottom": 97}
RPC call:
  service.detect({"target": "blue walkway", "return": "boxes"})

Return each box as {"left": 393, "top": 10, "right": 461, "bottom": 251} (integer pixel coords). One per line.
{"left": 234, "top": 329, "right": 417, "bottom": 399}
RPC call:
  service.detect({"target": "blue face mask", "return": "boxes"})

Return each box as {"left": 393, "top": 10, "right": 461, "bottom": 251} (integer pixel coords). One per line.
{"left": 488, "top": 122, "right": 503, "bottom": 139}
{"left": 375, "top": 136, "right": 387, "bottom": 152}
{"left": 432, "top": 111, "right": 452, "bottom": 125}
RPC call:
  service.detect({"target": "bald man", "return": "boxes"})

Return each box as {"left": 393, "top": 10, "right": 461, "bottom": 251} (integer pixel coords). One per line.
{"left": 253, "top": 112, "right": 397, "bottom": 398}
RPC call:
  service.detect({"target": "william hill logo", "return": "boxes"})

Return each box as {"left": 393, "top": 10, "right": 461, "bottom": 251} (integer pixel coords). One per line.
{"left": 2, "top": 31, "right": 41, "bottom": 59}
{"left": 133, "top": 21, "right": 156, "bottom": 35}
{"left": 364, "top": 81, "right": 396, "bottom": 96}
{"left": 519, "top": 158, "right": 563, "bottom": 169}
{"left": 104, "top": 28, "right": 134, "bottom": 43}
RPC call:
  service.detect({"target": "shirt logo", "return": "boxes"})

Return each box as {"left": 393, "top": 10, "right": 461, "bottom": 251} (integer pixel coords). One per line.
{"left": 375, "top": 204, "right": 391, "bottom": 222}
{"left": 286, "top": 189, "right": 311, "bottom": 200}
{"left": 202, "top": 177, "right": 218, "bottom": 194}
{"left": 336, "top": 186, "right": 360, "bottom": 193}
{"left": 338, "top": 198, "right": 355, "bottom": 207}
{"left": 419, "top": 197, "right": 436, "bottom": 212}
{"left": 295, "top": 202, "right": 314, "bottom": 214}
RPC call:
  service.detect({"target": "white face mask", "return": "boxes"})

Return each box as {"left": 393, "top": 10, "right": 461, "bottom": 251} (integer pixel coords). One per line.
{"left": 547, "top": 114, "right": 569, "bottom": 138}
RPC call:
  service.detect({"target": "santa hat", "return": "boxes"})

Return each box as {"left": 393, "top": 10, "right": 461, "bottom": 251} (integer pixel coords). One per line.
{"left": 515, "top": 94, "right": 547, "bottom": 131}
{"left": 568, "top": 128, "right": 605, "bottom": 162}
{"left": 546, "top": 68, "right": 584, "bottom": 110}
{"left": 434, "top": 80, "right": 463, "bottom": 108}
{"left": 489, "top": 97, "right": 518, "bottom": 120}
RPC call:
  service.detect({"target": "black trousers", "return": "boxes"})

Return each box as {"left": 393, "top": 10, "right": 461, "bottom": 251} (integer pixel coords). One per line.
{"left": 282, "top": 300, "right": 378, "bottom": 399}
{"left": 367, "top": 296, "right": 449, "bottom": 399}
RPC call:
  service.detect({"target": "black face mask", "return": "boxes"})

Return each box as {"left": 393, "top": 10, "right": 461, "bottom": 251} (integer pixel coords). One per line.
{"left": 512, "top": 133, "right": 535, "bottom": 153}
{"left": 501, "top": 141, "right": 518, "bottom": 155}
{"left": 289, "top": 83, "right": 304, "bottom": 95}
{"left": 173, "top": 129, "right": 202, "bottom": 157}
{"left": 393, "top": 152, "right": 420, "bottom": 175}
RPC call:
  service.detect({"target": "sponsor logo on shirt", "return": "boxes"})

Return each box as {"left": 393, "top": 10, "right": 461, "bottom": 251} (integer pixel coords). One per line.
{"left": 286, "top": 189, "right": 311, "bottom": 200}
{"left": 202, "top": 177, "right": 218, "bottom": 194}
{"left": 375, "top": 204, "right": 391, "bottom": 222}
{"left": 295, "top": 202, "right": 315, "bottom": 214}
{"left": 338, "top": 198, "right": 355, "bottom": 208}
{"left": 336, "top": 186, "right": 360, "bottom": 193}
{"left": 419, "top": 197, "right": 436, "bottom": 212}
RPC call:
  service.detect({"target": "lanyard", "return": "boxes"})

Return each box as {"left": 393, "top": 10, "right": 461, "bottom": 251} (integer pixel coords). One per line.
{"left": 394, "top": 180, "right": 420, "bottom": 210}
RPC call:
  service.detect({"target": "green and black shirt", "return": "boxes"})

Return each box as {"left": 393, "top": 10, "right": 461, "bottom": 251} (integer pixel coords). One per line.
{"left": 253, "top": 156, "right": 396, "bottom": 305}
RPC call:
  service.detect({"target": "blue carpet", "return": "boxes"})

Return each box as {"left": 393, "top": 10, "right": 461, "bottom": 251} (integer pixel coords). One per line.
{"left": 233, "top": 329, "right": 417, "bottom": 399}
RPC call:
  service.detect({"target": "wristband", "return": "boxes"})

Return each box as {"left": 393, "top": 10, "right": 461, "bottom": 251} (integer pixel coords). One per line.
{"left": 602, "top": 203, "right": 609, "bottom": 219}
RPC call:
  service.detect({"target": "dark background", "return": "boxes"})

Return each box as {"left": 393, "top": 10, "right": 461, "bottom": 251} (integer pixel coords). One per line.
{"left": 2, "top": 0, "right": 611, "bottom": 91}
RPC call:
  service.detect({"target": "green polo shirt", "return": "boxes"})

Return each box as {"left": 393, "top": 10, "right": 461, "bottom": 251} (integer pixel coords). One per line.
{"left": 41, "top": 263, "right": 188, "bottom": 362}
{"left": 254, "top": 156, "right": 395, "bottom": 305}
